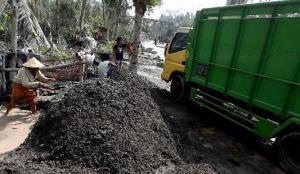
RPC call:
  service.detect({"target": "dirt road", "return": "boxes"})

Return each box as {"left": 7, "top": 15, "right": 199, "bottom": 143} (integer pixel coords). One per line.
{"left": 0, "top": 108, "right": 38, "bottom": 154}
{"left": 137, "top": 43, "right": 285, "bottom": 174}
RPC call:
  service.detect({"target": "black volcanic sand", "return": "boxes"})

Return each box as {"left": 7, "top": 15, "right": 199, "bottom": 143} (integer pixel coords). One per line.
{"left": 0, "top": 71, "right": 217, "bottom": 174}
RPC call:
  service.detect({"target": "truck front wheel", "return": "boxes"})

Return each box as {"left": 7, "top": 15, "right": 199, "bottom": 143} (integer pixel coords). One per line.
{"left": 278, "top": 132, "right": 300, "bottom": 174}
{"left": 170, "top": 74, "right": 185, "bottom": 102}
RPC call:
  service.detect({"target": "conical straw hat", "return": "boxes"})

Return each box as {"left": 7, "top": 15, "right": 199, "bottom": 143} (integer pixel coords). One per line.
{"left": 22, "top": 57, "right": 45, "bottom": 68}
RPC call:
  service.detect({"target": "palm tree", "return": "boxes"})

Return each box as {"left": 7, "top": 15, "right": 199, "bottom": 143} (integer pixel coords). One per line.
{"left": 130, "top": 0, "right": 161, "bottom": 71}
{"left": 18, "top": 0, "right": 50, "bottom": 48}
{"left": 1, "top": 0, "right": 50, "bottom": 81}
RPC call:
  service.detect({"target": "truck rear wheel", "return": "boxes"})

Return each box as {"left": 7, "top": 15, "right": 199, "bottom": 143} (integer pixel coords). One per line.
{"left": 170, "top": 74, "right": 185, "bottom": 102}
{"left": 278, "top": 132, "right": 300, "bottom": 174}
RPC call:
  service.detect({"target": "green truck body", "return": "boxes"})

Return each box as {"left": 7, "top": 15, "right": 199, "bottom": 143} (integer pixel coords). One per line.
{"left": 161, "top": 1, "right": 300, "bottom": 171}
{"left": 185, "top": 1, "right": 300, "bottom": 140}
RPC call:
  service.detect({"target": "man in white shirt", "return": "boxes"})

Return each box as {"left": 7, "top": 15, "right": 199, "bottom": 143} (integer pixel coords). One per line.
{"left": 97, "top": 54, "right": 117, "bottom": 78}
{"left": 76, "top": 51, "right": 95, "bottom": 81}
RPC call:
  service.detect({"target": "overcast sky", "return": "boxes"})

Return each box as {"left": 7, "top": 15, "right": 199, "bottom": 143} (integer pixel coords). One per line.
{"left": 129, "top": 0, "right": 227, "bottom": 19}
{"left": 146, "top": 0, "right": 227, "bottom": 19}
{"left": 130, "top": 0, "right": 276, "bottom": 19}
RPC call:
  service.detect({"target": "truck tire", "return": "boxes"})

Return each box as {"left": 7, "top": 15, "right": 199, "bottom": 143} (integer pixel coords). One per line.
{"left": 277, "top": 132, "right": 300, "bottom": 174}
{"left": 170, "top": 74, "right": 185, "bottom": 102}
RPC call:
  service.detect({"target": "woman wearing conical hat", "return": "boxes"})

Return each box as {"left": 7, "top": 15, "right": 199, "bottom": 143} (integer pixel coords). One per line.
{"left": 5, "top": 57, "right": 55, "bottom": 115}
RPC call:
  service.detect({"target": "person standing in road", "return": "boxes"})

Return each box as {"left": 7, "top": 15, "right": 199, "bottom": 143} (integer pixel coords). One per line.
{"left": 113, "top": 37, "right": 125, "bottom": 69}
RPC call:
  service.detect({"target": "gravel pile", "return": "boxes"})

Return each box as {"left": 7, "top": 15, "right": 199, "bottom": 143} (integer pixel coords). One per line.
{"left": 0, "top": 71, "right": 217, "bottom": 174}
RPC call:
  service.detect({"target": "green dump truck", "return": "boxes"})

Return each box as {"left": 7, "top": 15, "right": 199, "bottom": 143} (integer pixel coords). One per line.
{"left": 161, "top": 1, "right": 300, "bottom": 173}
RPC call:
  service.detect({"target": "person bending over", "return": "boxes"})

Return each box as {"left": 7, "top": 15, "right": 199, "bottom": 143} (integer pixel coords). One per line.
{"left": 5, "top": 57, "right": 55, "bottom": 115}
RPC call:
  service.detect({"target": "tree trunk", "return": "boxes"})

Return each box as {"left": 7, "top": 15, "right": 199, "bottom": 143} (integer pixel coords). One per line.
{"left": 55, "top": 0, "right": 59, "bottom": 43}
{"left": 1, "top": 56, "right": 6, "bottom": 95}
{"left": 106, "top": 9, "right": 112, "bottom": 41}
{"left": 79, "top": 0, "right": 88, "bottom": 32}
{"left": 113, "top": 22, "right": 119, "bottom": 39}
{"left": 31, "top": 12, "right": 51, "bottom": 48}
{"left": 130, "top": 0, "right": 148, "bottom": 71}
{"left": 113, "top": 0, "right": 122, "bottom": 39}
{"left": 129, "top": 10, "right": 144, "bottom": 71}
{"left": 102, "top": 0, "right": 106, "bottom": 25}
{"left": 129, "top": 9, "right": 144, "bottom": 72}
{"left": 9, "top": 0, "right": 18, "bottom": 82}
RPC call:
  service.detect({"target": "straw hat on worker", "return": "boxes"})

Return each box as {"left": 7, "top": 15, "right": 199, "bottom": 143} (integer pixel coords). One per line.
{"left": 22, "top": 57, "right": 45, "bottom": 68}
{"left": 5, "top": 57, "right": 55, "bottom": 115}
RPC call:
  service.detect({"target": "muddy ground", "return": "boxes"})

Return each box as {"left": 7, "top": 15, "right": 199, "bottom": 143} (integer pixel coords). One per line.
{"left": 137, "top": 57, "right": 285, "bottom": 174}
{"left": 0, "top": 43, "right": 286, "bottom": 174}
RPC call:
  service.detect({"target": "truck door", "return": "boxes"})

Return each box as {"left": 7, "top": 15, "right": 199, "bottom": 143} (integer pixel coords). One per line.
{"left": 165, "top": 32, "right": 188, "bottom": 65}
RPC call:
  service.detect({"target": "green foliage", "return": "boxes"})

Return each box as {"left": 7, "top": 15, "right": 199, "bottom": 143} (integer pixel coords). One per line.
{"left": 148, "top": 0, "right": 161, "bottom": 8}
{"left": 33, "top": 47, "right": 74, "bottom": 61}
{"left": 49, "top": 49, "right": 74, "bottom": 61}
{"left": 133, "top": 0, "right": 161, "bottom": 12}
{"left": 0, "top": 41, "right": 8, "bottom": 50}
{"left": 95, "top": 41, "right": 114, "bottom": 54}
{"left": 146, "top": 12, "right": 195, "bottom": 42}
{"left": 0, "top": 13, "right": 10, "bottom": 31}
{"left": 89, "top": 1, "right": 105, "bottom": 28}
{"left": 26, "top": 0, "right": 131, "bottom": 43}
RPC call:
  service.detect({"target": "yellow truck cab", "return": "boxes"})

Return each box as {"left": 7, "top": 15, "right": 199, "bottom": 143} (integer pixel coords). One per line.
{"left": 161, "top": 27, "right": 191, "bottom": 100}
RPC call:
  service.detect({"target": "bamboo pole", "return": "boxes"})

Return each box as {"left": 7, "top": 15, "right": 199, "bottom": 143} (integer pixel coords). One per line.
{"left": 79, "top": 62, "right": 85, "bottom": 82}
{"left": 1, "top": 57, "right": 6, "bottom": 95}
{"left": 0, "top": 61, "right": 89, "bottom": 72}
{"left": 9, "top": 0, "right": 18, "bottom": 81}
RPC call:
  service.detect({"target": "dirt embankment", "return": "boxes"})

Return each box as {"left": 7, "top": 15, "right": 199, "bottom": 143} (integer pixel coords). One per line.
{"left": 0, "top": 71, "right": 217, "bottom": 174}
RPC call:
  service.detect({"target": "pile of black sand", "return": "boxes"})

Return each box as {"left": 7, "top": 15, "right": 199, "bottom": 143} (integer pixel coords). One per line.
{"left": 0, "top": 71, "right": 217, "bottom": 174}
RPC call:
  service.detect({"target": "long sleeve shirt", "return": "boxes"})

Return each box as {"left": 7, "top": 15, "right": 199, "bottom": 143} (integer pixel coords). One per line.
{"left": 14, "top": 67, "right": 50, "bottom": 88}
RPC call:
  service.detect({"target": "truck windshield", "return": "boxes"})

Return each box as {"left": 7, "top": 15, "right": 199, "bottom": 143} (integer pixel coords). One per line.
{"left": 169, "top": 33, "right": 188, "bottom": 54}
